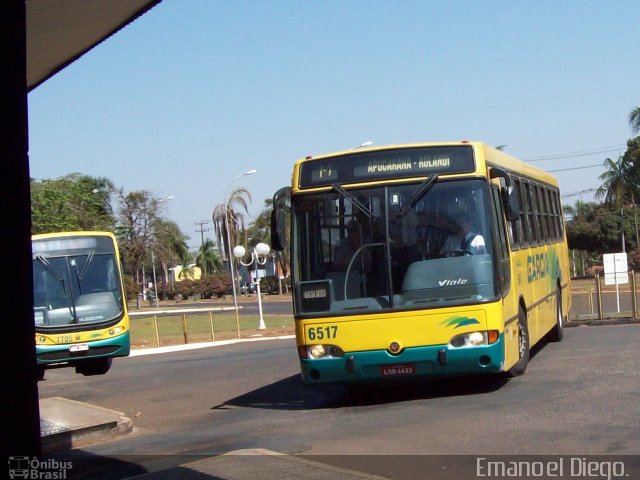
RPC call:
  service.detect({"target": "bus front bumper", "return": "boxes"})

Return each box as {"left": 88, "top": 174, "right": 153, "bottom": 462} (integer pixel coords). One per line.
{"left": 299, "top": 334, "right": 504, "bottom": 385}
{"left": 36, "top": 332, "right": 130, "bottom": 365}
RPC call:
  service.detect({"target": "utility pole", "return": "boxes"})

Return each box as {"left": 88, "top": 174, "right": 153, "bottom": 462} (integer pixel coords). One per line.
{"left": 195, "top": 220, "right": 211, "bottom": 276}
{"left": 194, "top": 220, "right": 211, "bottom": 249}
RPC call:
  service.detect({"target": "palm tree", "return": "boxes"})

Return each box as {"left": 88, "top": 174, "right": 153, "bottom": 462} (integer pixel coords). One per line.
{"left": 596, "top": 156, "right": 630, "bottom": 207}
{"left": 596, "top": 155, "right": 640, "bottom": 249}
{"left": 196, "top": 238, "right": 223, "bottom": 276}
{"left": 153, "top": 220, "right": 190, "bottom": 293}
{"left": 630, "top": 106, "right": 640, "bottom": 135}
{"left": 212, "top": 187, "right": 252, "bottom": 291}
{"left": 212, "top": 187, "right": 252, "bottom": 260}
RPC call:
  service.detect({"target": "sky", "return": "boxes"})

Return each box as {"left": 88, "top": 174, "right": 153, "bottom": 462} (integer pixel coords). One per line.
{"left": 27, "top": 0, "right": 640, "bottom": 249}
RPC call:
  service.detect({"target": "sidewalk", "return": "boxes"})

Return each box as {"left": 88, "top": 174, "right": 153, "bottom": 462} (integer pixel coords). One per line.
{"left": 129, "top": 449, "right": 389, "bottom": 480}
{"left": 40, "top": 397, "right": 132, "bottom": 454}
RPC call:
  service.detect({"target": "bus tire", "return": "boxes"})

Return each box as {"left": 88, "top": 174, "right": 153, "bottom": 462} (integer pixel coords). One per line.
{"left": 76, "top": 357, "right": 112, "bottom": 376}
{"left": 37, "top": 366, "right": 45, "bottom": 381}
{"left": 548, "top": 287, "right": 564, "bottom": 342}
{"left": 508, "top": 307, "right": 529, "bottom": 377}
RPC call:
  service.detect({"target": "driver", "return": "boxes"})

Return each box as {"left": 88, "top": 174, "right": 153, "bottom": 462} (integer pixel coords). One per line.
{"left": 440, "top": 215, "right": 486, "bottom": 257}
{"left": 332, "top": 220, "right": 372, "bottom": 272}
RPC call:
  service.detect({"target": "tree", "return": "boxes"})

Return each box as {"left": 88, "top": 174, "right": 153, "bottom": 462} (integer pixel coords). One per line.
{"left": 154, "top": 219, "right": 190, "bottom": 294}
{"left": 244, "top": 197, "right": 291, "bottom": 292}
{"left": 212, "top": 187, "right": 252, "bottom": 256}
{"left": 196, "top": 239, "right": 223, "bottom": 276}
{"left": 630, "top": 106, "right": 640, "bottom": 135}
{"left": 243, "top": 198, "right": 272, "bottom": 247}
{"left": 596, "top": 156, "right": 630, "bottom": 207}
{"left": 31, "top": 174, "right": 115, "bottom": 234}
{"left": 116, "top": 190, "right": 170, "bottom": 291}
{"left": 212, "top": 187, "right": 252, "bottom": 290}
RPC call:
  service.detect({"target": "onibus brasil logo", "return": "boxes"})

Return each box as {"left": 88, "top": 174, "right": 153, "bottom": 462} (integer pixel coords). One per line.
{"left": 8, "top": 457, "right": 72, "bottom": 479}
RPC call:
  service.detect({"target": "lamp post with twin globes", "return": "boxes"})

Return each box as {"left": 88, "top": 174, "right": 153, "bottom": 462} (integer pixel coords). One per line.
{"left": 233, "top": 242, "right": 270, "bottom": 330}
{"left": 223, "top": 170, "right": 256, "bottom": 337}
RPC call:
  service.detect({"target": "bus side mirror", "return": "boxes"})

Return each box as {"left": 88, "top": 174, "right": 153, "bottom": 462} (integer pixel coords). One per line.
{"left": 503, "top": 186, "right": 521, "bottom": 221}
{"left": 271, "top": 186, "right": 291, "bottom": 251}
{"left": 490, "top": 167, "right": 520, "bottom": 221}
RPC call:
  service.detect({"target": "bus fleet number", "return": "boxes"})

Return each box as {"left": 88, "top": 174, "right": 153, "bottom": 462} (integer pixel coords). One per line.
{"left": 307, "top": 326, "right": 338, "bottom": 341}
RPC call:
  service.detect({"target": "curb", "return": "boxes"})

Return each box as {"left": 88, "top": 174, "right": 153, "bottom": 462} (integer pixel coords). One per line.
{"left": 40, "top": 397, "right": 132, "bottom": 454}
{"left": 567, "top": 317, "right": 640, "bottom": 327}
{"left": 129, "top": 334, "right": 296, "bottom": 356}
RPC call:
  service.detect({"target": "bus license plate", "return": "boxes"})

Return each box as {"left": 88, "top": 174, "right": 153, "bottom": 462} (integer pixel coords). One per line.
{"left": 380, "top": 364, "right": 415, "bottom": 377}
{"left": 69, "top": 344, "right": 89, "bottom": 352}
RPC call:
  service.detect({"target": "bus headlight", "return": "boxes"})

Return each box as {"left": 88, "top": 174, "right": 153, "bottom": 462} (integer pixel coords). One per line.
{"left": 468, "top": 332, "right": 485, "bottom": 346}
{"left": 305, "top": 344, "right": 345, "bottom": 359}
{"left": 449, "top": 331, "right": 499, "bottom": 348}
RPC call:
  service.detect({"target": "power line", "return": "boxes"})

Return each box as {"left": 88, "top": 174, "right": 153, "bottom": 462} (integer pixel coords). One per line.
{"left": 548, "top": 164, "right": 602, "bottom": 173}
{"left": 194, "top": 220, "right": 211, "bottom": 248}
{"left": 561, "top": 188, "right": 598, "bottom": 198}
{"left": 523, "top": 144, "right": 626, "bottom": 162}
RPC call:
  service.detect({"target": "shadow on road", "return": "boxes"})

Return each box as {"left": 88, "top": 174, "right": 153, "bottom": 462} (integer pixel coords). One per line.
{"left": 215, "top": 372, "right": 510, "bottom": 411}
{"left": 39, "top": 451, "right": 149, "bottom": 480}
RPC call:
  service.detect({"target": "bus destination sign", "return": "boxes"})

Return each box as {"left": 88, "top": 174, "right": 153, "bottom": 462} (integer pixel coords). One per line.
{"left": 299, "top": 145, "right": 475, "bottom": 188}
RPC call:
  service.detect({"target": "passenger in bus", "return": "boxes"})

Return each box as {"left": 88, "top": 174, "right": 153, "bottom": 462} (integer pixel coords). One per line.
{"left": 333, "top": 220, "right": 372, "bottom": 272}
{"left": 440, "top": 215, "right": 486, "bottom": 257}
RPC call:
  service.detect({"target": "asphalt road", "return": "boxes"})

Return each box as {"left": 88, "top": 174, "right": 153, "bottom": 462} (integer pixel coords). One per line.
{"left": 37, "top": 323, "right": 640, "bottom": 479}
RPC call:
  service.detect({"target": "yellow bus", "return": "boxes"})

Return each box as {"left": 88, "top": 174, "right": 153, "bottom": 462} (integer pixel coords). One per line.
{"left": 271, "top": 141, "right": 570, "bottom": 385}
{"left": 32, "top": 231, "right": 130, "bottom": 379}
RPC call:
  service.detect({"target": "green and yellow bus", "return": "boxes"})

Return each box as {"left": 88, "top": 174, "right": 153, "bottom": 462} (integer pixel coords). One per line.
{"left": 271, "top": 141, "right": 570, "bottom": 385}
{"left": 32, "top": 231, "right": 130, "bottom": 379}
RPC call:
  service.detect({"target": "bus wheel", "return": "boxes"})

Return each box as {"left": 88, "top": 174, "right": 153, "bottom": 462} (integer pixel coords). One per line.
{"left": 37, "top": 366, "right": 45, "bottom": 381}
{"left": 548, "top": 288, "right": 564, "bottom": 342}
{"left": 508, "top": 307, "right": 529, "bottom": 377}
{"left": 76, "top": 358, "right": 112, "bottom": 376}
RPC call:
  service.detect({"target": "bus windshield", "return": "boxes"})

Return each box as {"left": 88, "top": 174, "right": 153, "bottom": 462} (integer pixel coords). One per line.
{"left": 33, "top": 246, "right": 123, "bottom": 328}
{"left": 292, "top": 178, "right": 498, "bottom": 314}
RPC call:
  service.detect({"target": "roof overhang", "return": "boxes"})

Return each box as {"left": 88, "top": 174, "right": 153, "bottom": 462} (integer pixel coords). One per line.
{"left": 27, "top": 0, "right": 162, "bottom": 91}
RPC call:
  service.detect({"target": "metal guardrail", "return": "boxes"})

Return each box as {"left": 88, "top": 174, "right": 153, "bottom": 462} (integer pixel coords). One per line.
{"left": 570, "top": 272, "right": 638, "bottom": 321}
{"left": 129, "top": 306, "right": 241, "bottom": 347}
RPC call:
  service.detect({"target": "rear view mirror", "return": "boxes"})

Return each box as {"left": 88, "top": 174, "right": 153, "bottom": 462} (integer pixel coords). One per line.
{"left": 490, "top": 167, "right": 520, "bottom": 221}
{"left": 270, "top": 186, "right": 291, "bottom": 251}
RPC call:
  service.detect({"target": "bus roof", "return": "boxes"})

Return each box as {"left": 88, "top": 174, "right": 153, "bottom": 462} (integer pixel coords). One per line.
{"left": 292, "top": 141, "right": 557, "bottom": 191}
{"left": 32, "top": 231, "right": 117, "bottom": 241}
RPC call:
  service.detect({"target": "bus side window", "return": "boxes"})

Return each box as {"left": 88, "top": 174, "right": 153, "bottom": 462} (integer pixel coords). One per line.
{"left": 544, "top": 188, "right": 556, "bottom": 241}
{"left": 552, "top": 189, "right": 562, "bottom": 241}
{"left": 491, "top": 187, "right": 511, "bottom": 296}
{"left": 536, "top": 184, "right": 549, "bottom": 242}
{"left": 510, "top": 178, "right": 523, "bottom": 249}
{"left": 521, "top": 181, "right": 534, "bottom": 246}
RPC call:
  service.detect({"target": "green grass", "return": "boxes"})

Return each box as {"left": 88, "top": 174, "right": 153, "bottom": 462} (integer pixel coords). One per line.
{"left": 129, "top": 311, "right": 294, "bottom": 348}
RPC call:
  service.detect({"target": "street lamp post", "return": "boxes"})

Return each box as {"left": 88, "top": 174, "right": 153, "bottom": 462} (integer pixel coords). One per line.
{"left": 224, "top": 170, "right": 256, "bottom": 338}
{"left": 150, "top": 195, "right": 174, "bottom": 308}
{"left": 233, "top": 242, "right": 270, "bottom": 330}
{"left": 151, "top": 249, "right": 159, "bottom": 308}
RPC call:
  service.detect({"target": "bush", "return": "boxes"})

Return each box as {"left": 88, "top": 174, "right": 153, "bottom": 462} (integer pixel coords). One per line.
{"left": 123, "top": 275, "right": 139, "bottom": 303}
{"left": 174, "top": 279, "right": 195, "bottom": 300}
{"left": 195, "top": 275, "right": 225, "bottom": 299}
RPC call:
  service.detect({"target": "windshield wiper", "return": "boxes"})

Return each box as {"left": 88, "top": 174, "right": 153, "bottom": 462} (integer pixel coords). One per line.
{"left": 332, "top": 184, "right": 374, "bottom": 220}
{"left": 75, "top": 251, "right": 94, "bottom": 280}
{"left": 395, "top": 175, "right": 438, "bottom": 217}
{"left": 36, "top": 255, "right": 64, "bottom": 283}
{"left": 36, "top": 255, "right": 79, "bottom": 322}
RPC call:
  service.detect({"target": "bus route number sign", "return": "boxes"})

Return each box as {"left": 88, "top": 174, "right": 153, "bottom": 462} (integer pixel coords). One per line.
{"left": 380, "top": 364, "right": 415, "bottom": 377}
